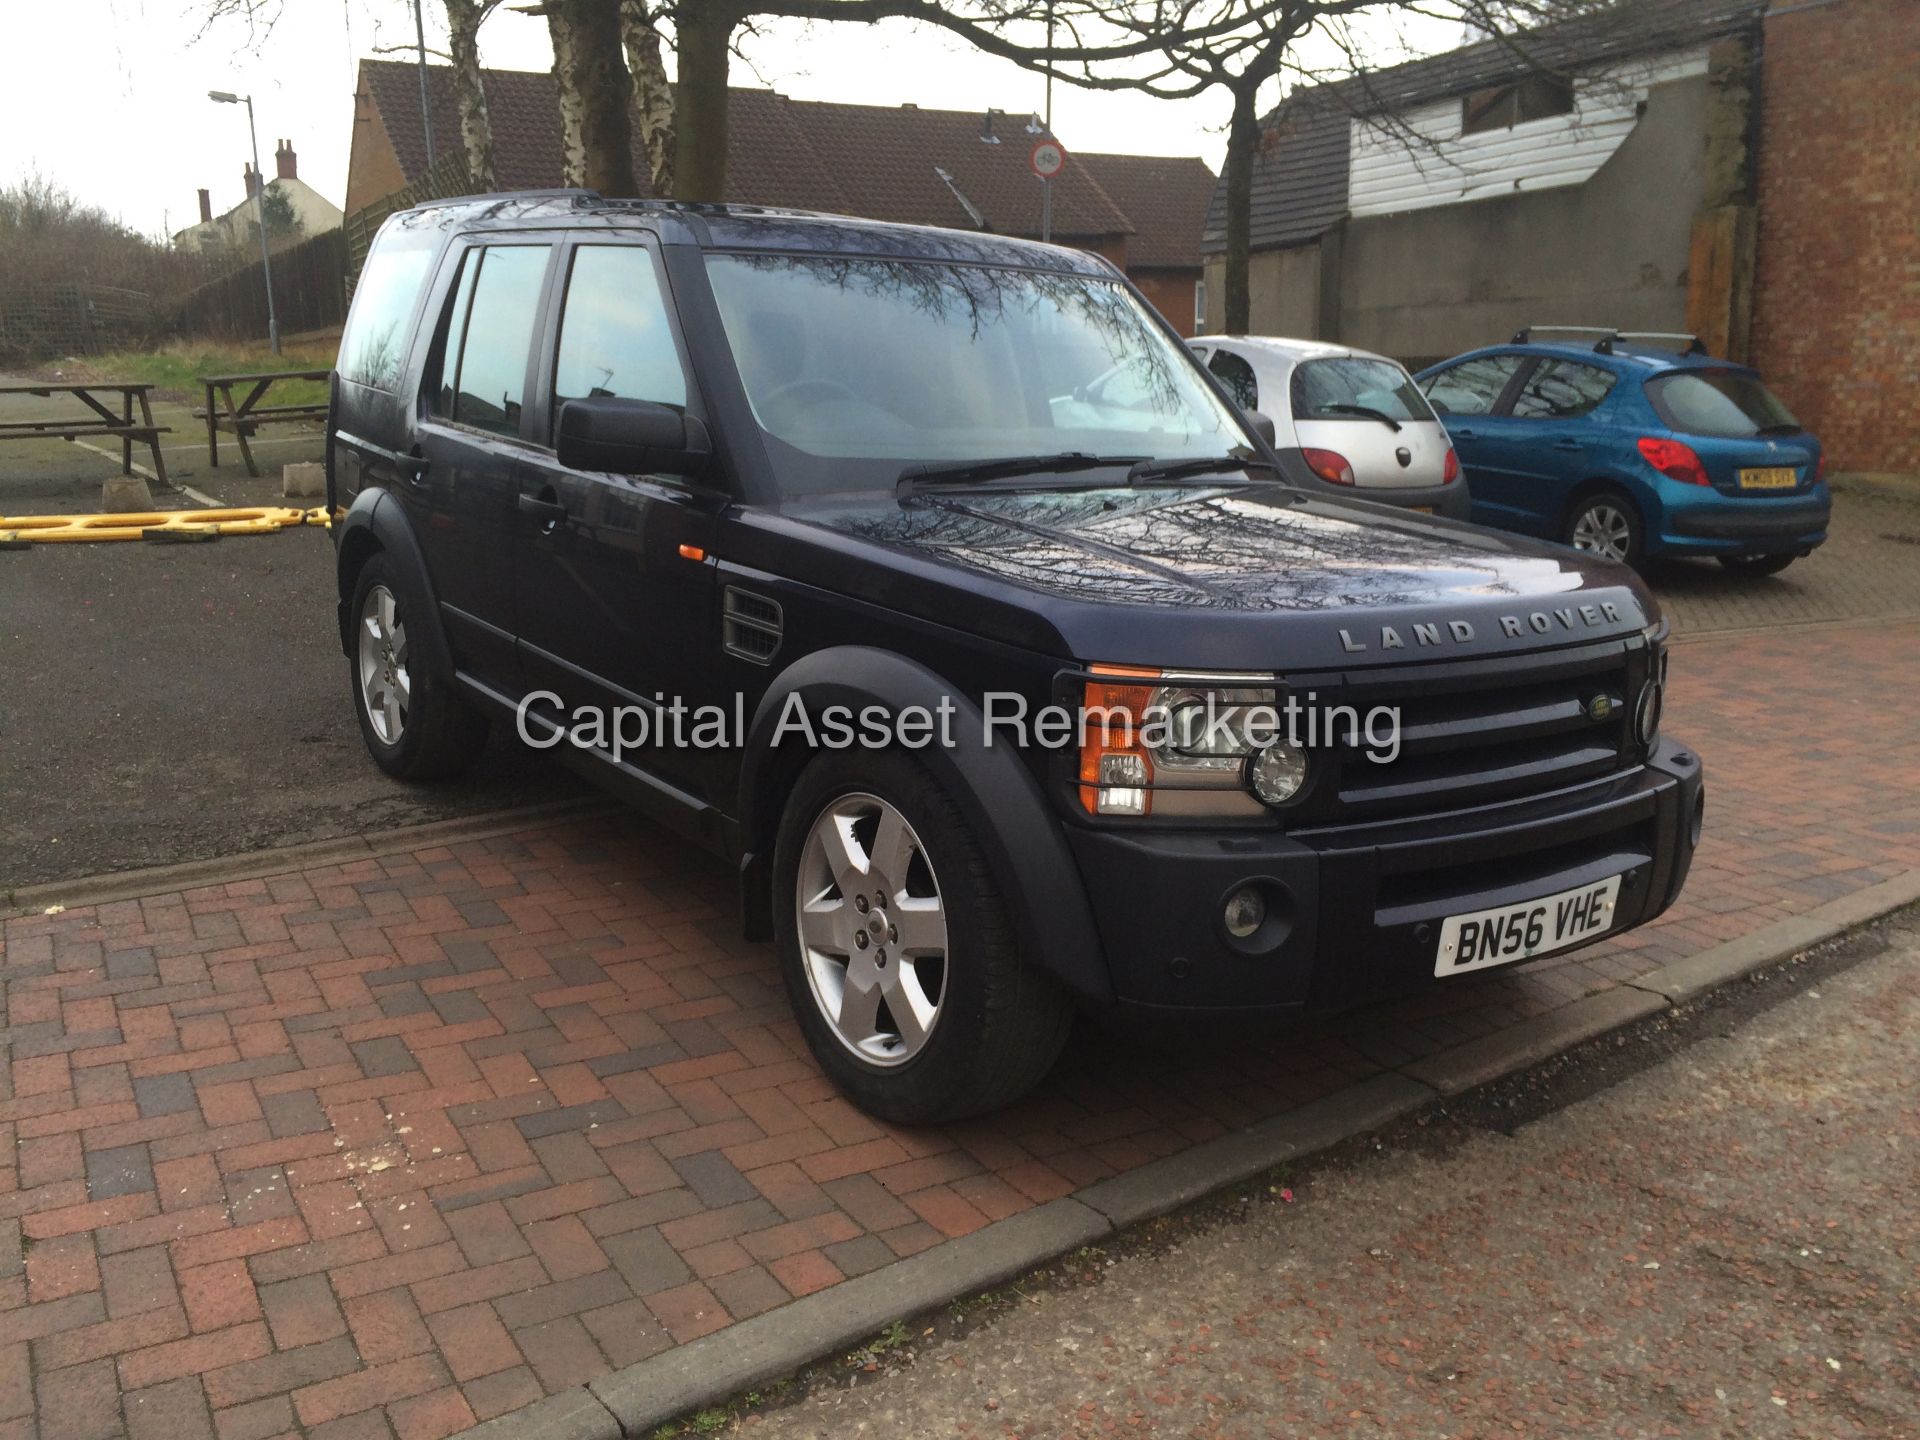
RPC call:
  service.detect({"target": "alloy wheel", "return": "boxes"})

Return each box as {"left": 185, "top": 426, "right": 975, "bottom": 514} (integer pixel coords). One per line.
{"left": 357, "top": 584, "right": 411, "bottom": 745}
{"left": 794, "top": 792, "right": 948, "bottom": 1066}
{"left": 1571, "top": 503, "right": 1634, "bottom": 563}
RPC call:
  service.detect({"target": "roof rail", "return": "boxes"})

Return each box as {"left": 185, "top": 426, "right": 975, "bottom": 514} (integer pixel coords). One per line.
{"left": 1510, "top": 325, "right": 1705, "bottom": 356}
{"left": 1615, "top": 330, "right": 1707, "bottom": 356}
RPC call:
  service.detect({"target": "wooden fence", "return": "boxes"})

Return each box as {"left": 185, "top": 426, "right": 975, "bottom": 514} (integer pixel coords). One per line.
{"left": 0, "top": 283, "right": 158, "bottom": 363}
{"left": 343, "top": 150, "right": 474, "bottom": 287}
{"left": 172, "top": 227, "right": 351, "bottom": 341}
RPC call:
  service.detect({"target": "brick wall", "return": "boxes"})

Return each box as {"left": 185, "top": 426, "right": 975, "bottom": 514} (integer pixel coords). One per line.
{"left": 1751, "top": 0, "right": 1920, "bottom": 475}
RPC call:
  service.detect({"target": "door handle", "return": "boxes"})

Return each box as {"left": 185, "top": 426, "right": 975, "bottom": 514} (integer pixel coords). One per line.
{"left": 517, "top": 491, "right": 567, "bottom": 524}
{"left": 1451, "top": 428, "right": 1478, "bottom": 440}
{"left": 1552, "top": 438, "right": 1584, "bottom": 451}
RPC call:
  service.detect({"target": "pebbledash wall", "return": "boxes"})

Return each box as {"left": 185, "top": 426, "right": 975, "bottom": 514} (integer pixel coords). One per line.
{"left": 1750, "top": 0, "right": 1919, "bottom": 476}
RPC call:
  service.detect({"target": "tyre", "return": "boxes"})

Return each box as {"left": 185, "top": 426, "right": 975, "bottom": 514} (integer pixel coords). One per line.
{"left": 348, "top": 552, "right": 489, "bottom": 780}
{"left": 1717, "top": 553, "right": 1797, "bottom": 577}
{"left": 1564, "top": 492, "right": 1644, "bottom": 568}
{"left": 772, "top": 749, "right": 1074, "bottom": 1125}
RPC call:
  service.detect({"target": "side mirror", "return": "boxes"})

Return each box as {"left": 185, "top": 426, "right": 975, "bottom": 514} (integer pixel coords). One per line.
{"left": 1245, "top": 409, "right": 1277, "bottom": 446}
{"left": 555, "top": 397, "right": 711, "bottom": 480}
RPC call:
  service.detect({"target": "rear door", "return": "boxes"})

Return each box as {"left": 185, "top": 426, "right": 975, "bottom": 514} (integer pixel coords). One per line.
{"left": 1420, "top": 353, "right": 1529, "bottom": 523}
{"left": 409, "top": 237, "right": 559, "bottom": 685}
{"left": 511, "top": 236, "right": 726, "bottom": 805}
{"left": 1483, "top": 359, "right": 1620, "bottom": 532}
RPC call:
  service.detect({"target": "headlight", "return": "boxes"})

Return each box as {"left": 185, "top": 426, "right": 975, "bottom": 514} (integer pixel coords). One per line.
{"left": 1077, "top": 668, "right": 1305, "bottom": 818}
{"left": 1248, "top": 741, "right": 1310, "bottom": 806}
{"left": 1639, "top": 623, "right": 1668, "bottom": 747}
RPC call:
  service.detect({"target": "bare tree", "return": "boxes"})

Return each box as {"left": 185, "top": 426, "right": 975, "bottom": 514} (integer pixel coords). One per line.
{"left": 445, "top": 0, "right": 504, "bottom": 190}
{"left": 622, "top": 0, "right": 676, "bottom": 193}
{"left": 520, "top": 0, "right": 640, "bottom": 195}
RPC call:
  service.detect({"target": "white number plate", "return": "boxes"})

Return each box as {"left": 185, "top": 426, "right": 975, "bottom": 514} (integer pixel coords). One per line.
{"left": 1435, "top": 875, "right": 1622, "bottom": 977}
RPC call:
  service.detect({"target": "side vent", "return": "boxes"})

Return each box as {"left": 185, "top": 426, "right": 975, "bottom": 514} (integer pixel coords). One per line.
{"left": 722, "top": 586, "right": 783, "bottom": 664}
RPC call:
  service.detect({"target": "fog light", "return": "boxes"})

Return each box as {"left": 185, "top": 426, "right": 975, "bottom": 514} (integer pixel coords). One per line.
{"left": 1223, "top": 885, "right": 1266, "bottom": 940}
{"left": 1635, "top": 678, "right": 1663, "bottom": 747}
{"left": 1095, "top": 752, "right": 1149, "bottom": 816}
{"left": 1247, "top": 741, "right": 1309, "bottom": 806}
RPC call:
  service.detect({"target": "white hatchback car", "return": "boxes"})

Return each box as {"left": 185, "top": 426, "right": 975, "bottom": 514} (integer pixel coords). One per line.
{"left": 1189, "top": 336, "right": 1470, "bottom": 519}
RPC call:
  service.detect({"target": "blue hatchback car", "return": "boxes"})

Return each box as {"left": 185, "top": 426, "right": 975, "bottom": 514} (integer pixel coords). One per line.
{"left": 1415, "top": 330, "right": 1830, "bottom": 575}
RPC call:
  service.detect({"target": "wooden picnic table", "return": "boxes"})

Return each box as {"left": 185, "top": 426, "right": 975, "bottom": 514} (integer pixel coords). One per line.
{"left": 0, "top": 380, "right": 170, "bottom": 486}
{"left": 199, "top": 368, "right": 331, "bottom": 478}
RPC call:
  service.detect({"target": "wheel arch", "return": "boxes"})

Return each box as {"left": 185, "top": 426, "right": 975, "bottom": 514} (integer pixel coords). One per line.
{"left": 333, "top": 491, "right": 455, "bottom": 681}
{"left": 1560, "top": 475, "right": 1645, "bottom": 536}
{"left": 735, "top": 647, "right": 1113, "bottom": 1005}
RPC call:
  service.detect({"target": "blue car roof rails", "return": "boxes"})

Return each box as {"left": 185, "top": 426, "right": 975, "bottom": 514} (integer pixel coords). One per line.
{"left": 1508, "top": 325, "right": 1707, "bottom": 357}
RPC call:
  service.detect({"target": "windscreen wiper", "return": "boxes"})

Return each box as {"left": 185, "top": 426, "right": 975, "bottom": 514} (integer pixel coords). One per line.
{"left": 1755, "top": 422, "right": 1803, "bottom": 437}
{"left": 1319, "top": 403, "right": 1402, "bottom": 431}
{"left": 896, "top": 452, "right": 1142, "bottom": 492}
{"left": 1125, "top": 454, "right": 1278, "bottom": 484}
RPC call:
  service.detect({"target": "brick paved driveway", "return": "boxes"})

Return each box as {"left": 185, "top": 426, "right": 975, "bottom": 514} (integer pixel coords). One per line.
{"left": 4, "top": 621, "right": 1919, "bottom": 1440}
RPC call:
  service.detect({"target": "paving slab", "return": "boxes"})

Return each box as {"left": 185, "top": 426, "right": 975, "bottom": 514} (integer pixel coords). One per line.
{"left": 3, "top": 620, "right": 1917, "bottom": 1440}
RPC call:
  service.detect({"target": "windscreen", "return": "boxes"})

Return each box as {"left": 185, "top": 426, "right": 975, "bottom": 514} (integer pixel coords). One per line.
{"left": 1290, "top": 357, "right": 1435, "bottom": 423}
{"left": 704, "top": 253, "right": 1249, "bottom": 494}
{"left": 1647, "top": 370, "right": 1801, "bottom": 438}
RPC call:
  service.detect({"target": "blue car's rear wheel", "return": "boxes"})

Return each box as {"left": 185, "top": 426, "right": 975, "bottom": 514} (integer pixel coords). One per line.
{"left": 1566, "top": 494, "right": 1643, "bottom": 568}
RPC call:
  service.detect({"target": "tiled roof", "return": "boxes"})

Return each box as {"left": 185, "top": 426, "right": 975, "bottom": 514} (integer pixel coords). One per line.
{"left": 1075, "top": 152, "right": 1216, "bottom": 268}
{"left": 359, "top": 60, "right": 1137, "bottom": 242}
{"left": 1201, "top": 0, "right": 1768, "bottom": 254}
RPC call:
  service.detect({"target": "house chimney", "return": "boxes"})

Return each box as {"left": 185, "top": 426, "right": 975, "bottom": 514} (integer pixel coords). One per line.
{"left": 197, "top": 188, "right": 213, "bottom": 224}
{"left": 275, "top": 138, "right": 297, "bottom": 181}
{"left": 243, "top": 163, "right": 259, "bottom": 198}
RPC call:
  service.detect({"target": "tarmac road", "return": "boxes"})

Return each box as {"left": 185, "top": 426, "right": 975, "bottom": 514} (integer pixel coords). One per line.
{"left": 0, "top": 526, "right": 578, "bottom": 894}
{"left": 741, "top": 913, "right": 1920, "bottom": 1440}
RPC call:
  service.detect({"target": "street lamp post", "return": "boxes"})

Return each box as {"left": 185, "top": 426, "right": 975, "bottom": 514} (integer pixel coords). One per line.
{"left": 208, "top": 89, "right": 281, "bottom": 355}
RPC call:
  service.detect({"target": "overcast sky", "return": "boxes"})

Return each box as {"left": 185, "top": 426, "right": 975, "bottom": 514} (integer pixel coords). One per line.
{"left": 2, "top": 0, "right": 1456, "bottom": 240}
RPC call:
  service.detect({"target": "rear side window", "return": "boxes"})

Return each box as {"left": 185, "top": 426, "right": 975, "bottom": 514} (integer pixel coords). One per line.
{"left": 1207, "top": 350, "right": 1259, "bottom": 410}
{"left": 1646, "top": 370, "right": 1800, "bottom": 438}
{"left": 339, "top": 219, "right": 437, "bottom": 391}
{"left": 436, "top": 245, "right": 552, "bottom": 437}
{"left": 1421, "top": 354, "right": 1522, "bottom": 416}
{"left": 553, "top": 246, "right": 688, "bottom": 411}
{"left": 1291, "top": 357, "right": 1434, "bottom": 423}
{"left": 1509, "top": 359, "right": 1616, "bottom": 419}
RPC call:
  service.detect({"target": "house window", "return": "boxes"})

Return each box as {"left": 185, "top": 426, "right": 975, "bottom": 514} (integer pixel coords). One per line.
{"left": 1461, "top": 74, "right": 1575, "bottom": 136}
{"left": 1193, "top": 279, "right": 1207, "bottom": 334}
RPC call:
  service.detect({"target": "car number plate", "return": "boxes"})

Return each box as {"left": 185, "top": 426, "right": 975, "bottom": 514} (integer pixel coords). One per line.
{"left": 1738, "top": 466, "right": 1798, "bottom": 490}
{"left": 1435, "top": 875, "right": 1622, "bottom": 977}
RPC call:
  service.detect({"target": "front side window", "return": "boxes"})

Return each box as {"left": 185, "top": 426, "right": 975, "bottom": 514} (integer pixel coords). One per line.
{"left": 553, "top": 245, "right": 689, "bottom": 413}
{"left": 339, "top": 217, "right": 439, "bottom": 391}
{"left": 1291, "top": 357, "right": 1434, "bottom": 423}
{"left": 1509, "top": 359, "right": 1617, "bottom": 419}
{"left": 439, "top": 244, "right": 552, "bottom": 437}
{"left": 1422, "top": 354, "right": 1523, "bottom": 416}
{"left": 1646, "top": 370, "right": 1801, "bottom": 438}
{"left": 1207, "top": 350, "right": 1259, "bottom": 410}
{"left": 704, "top": 254, "right": 1249, "bottom": 495}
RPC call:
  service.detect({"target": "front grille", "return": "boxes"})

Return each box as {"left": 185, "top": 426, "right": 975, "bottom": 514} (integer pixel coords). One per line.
{"left": 1295, "top": 639, "right": 1646, "bottom": 825}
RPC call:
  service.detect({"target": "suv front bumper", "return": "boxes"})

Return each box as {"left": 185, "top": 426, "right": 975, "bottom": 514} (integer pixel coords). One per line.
{"left": 1063, "top": 738, "right": 1703, "bottom": 1021}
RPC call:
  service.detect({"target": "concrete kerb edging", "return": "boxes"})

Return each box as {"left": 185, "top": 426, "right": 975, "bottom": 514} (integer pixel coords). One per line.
{"left": 1, "top": 796, "right": 619, "bottom": 919}
{"left": 452, "top": 867, "right": 1920, "bottom": 1440}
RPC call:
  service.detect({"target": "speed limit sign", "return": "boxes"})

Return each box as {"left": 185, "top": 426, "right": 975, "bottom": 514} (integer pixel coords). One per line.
{"left": 1030, "top": 139, "right": 1066, "bottom": 179}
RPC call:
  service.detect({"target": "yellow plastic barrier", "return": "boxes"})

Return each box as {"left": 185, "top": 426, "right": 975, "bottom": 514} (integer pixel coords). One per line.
{"left": 0, "top": 506, "right": 317, "bottom": 545}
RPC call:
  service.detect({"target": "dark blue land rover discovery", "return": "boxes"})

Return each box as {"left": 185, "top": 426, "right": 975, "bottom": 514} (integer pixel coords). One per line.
{"left": 327, "top": 194, "right": 1704, "bottom": 1123}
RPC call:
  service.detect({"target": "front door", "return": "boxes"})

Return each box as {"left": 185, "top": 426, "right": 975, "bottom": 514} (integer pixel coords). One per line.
{"left": 511, "top": 238, "right": 726, "bottom": 806}
{"left": 1420, "top": 352, "right": 1527, "bottom": 524}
